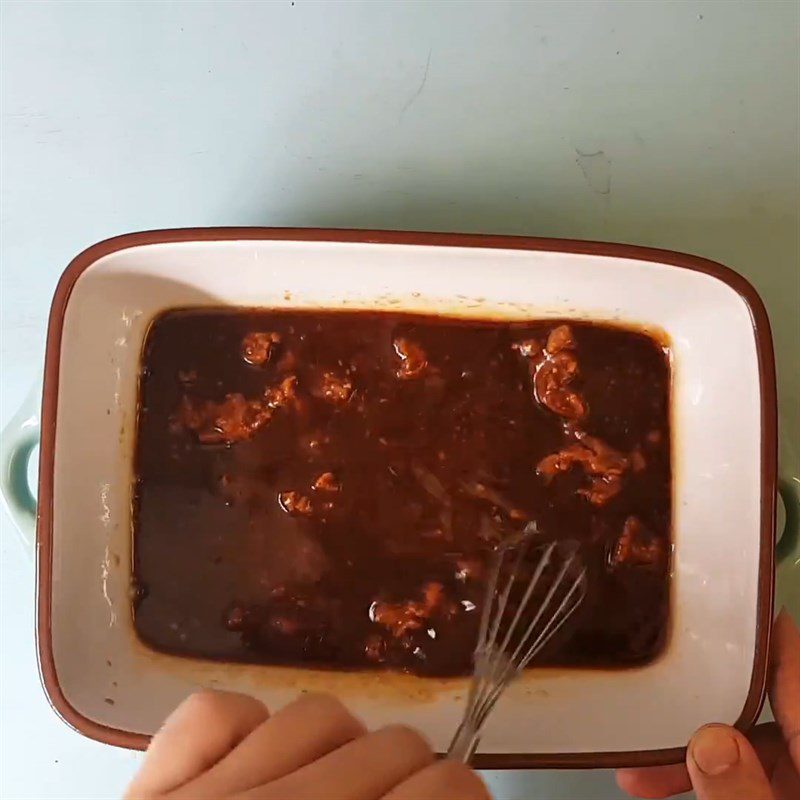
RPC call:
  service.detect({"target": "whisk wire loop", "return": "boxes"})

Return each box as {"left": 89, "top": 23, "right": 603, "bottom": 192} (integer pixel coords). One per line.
{"left": 447, "top": 527, "right": 587, "bottom": 763}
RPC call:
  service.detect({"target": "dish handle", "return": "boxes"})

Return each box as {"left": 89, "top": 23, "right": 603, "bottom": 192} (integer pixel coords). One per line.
{"left": 0, "top": 383, "right": 40, "bottom": 553}
{"left": 776, "top": 479, "right": 799, "bottom": 565}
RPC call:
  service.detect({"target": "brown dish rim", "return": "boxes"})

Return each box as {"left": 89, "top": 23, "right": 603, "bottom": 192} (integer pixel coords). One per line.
{"left": 36, "top": 228, "right": 776, "bottom": 768}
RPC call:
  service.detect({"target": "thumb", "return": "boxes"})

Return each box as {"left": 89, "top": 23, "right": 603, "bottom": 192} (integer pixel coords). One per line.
{"left": 686, "top": 724, "right": 774, "bottom": 800}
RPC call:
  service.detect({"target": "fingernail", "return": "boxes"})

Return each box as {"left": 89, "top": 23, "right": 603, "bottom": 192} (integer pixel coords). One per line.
{"left": 690, "top": 725, "right": 740, "bottom": 776}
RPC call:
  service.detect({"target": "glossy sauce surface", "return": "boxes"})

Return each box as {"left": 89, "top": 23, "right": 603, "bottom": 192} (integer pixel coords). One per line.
{"left": 133, "top": 310, "right": 671, "bottom": 676}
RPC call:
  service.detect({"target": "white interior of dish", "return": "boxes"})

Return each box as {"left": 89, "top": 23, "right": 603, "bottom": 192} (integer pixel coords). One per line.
{"left": 49, "top": 239, "right": 763, "bottom": 755}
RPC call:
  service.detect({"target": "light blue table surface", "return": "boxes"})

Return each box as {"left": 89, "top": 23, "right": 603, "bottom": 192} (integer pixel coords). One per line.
{"left": 2, "top": 2, "right": 798, "bottom": 798}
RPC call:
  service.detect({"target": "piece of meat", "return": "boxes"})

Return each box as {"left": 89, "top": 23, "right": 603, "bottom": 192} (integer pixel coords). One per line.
{"left": 514, "top": 325, "right": 588, "bottom": 421}
{"left": 278, "top": 490, "right": 313, "bottom": 517}
{"left": 280, "top": 476, "right": 340, "bottom": 521}
{"left": 560, "top": 433, "right": 628, "bottom": 475}
{"left": 370, "top": 581, "right": 448, "bottom": 638}
{"left": 313, "top": 472, "right": 340, "bottom": 492}
{"left": 579, "top": 475, "right": 625, "bottom": 506}
{"left": 177, "top": 375, "right": 299, "bottom": 445}
{"left": 537, "top": 433, "right": 630, "bottom": 506}
{"left": 241, "top": 332, "right": 281, "bottom": 366}
{"left": 545, "top": 324, "right": 576, "bottom": 354}
{"left": 534, "top": 352, "right": 588, "bottom": 420}
{"left": 609, "top": 516, "right": 665, "bottom": 569}
{"left": 393, "top": 337, "right": 428, "bottom": 379}
{"left": 370, "top": 601, "right": 425, "bottom": 638}
{"left": 536, "top": 433, "right": 629, "bottom": 478}
{"left": 313, "top": 371, "right": 353, "bottom": 404}
{"left": 178, "top": 394, "right": 274, "bottom": 444}
{"left": 364, "top": 633, "right": 387, "bottom": 663}
{"left": 264, "top": 375, "right": 299, "bottom": 409}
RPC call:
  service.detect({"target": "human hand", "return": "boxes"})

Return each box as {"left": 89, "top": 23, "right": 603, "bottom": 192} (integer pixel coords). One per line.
{"left": 617, "top": 608, "right": 800, "bottom": 800}
{"left": 125, "top": 690, "right": 490, "bottom": 800}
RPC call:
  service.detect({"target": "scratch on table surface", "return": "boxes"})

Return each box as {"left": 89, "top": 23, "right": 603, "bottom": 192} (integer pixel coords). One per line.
{"left": 399, "top": 49, "right": 432, "bottom": 120}
{"left": 574, "top": 148, "right": 612, "bottom": 196}
{"left": 5, "top": 111, "right": 47, "bottom": 118}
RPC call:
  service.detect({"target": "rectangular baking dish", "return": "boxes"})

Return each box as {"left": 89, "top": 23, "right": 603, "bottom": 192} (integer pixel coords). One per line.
{"left": 35, "top": 228, "right": 776, "bottom": 768}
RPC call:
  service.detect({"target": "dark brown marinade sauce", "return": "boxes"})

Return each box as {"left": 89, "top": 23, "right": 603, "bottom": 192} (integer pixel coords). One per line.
{"left": 133, "top": 310, "right": 671, "bottom": 677}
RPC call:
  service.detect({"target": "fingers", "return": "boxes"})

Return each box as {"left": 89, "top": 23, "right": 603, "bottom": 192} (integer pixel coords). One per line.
{"left": 240, "top": 724, "right": 435, "bottom": 800}
{"left": 749, "top": 721, "right": 798, "bottom": 780}
{"left": 686, "top": 724, "right": 773, "bottom": 800}
{"left": 619, "top": 610, "right": 800, "bottom": 800}
{"left": 616, "top": 722, "right": 786, "bottom": 798}
{"left": 381, "top": 760, "right": 491, "bottom": 800}
{"left": 176, "top": 693, "right": 366, "bottom": 798}
{"left": 126, "top": 690, "right": 269, "bottom": 799}
{"left": 616, "top": 762, "right": 691, "bottom": 799}
{"left": 770, "top": 608, "right": 800, "bottom": 772}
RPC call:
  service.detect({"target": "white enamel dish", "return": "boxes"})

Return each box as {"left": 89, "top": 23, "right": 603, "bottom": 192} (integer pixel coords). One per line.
{"left": 22, "top": 229, "right": 782, "bottom": 767}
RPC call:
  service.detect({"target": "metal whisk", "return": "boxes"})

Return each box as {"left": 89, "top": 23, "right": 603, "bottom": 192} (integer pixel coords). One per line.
{"left": 447, "top": 525, "right": 588, "bottom": 763}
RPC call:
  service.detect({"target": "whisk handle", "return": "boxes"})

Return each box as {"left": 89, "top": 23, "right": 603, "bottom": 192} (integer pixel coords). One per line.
{"left": 446, "top": 720, "right": 482, "bottom": 763}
